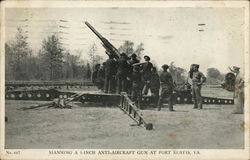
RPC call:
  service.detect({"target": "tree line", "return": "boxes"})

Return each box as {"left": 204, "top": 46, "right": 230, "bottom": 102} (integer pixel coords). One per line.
{"left": 5, "top": 27, "right": 144, "bottom": 81}
{"left": 5, "top": 27, "right": 225, "bottom": 84}
{"left": 5, "top": 28, "right": 94, "bottom": 81}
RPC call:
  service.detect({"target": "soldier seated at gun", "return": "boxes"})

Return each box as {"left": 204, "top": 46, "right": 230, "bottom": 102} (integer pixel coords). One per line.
{"left": 131, "top": 65, "right": 143, "bottom": 109}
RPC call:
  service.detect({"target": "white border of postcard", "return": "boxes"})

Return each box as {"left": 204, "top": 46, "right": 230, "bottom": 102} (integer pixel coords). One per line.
{"left": 0, "top": 1, "right": 249, "bottom": 160}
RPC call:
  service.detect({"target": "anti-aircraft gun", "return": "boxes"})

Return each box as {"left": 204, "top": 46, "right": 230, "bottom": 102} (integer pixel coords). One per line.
{"left": 85, "top": 21, "right": 120, "bottom": 60}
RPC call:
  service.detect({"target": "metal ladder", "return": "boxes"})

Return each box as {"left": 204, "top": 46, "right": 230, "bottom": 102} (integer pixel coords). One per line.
{"left": 119, "top": 92, "right": 153, "bottom": 130}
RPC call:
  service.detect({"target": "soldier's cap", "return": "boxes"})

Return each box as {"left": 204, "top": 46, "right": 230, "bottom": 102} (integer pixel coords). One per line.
{"left": 130, "top": 53, "right": 137, "bottom": 58}
{"left": 162, "top": 64, "right": 169, "bottom": 69}
{"left": 120, "top": 53, "right": 126, "bottom": 57}
{"left": 233, "top": 66, "right": 240, "bottom": 71}
{"left": 102, "top": 62, "right": 106, "bottom": 65}
{"left": 192, "top": 64, "right": 199, "bottom": 68}
{"left": 144, "top": 55, "right": 150, "bottom": 60}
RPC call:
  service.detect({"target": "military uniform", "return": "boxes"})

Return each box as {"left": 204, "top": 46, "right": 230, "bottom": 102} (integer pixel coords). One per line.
{"left": 233, "top": 72, "right": 244, "bottom": 114}
{"left": 116, "top": 55, "right": 129, "bottom": 93}
{"left": 127, "top": 56, "right": 140, "bottom": 94}
{"left": 97, "top": 63, "right": 106, "bottom": 90}
{"left": 142, "top": 61, "right": 153, "bottom": 95}
{"left": 131, "top": 67, "right": 143, "bottom": 108}
{"left": 92, "top": 70, "right": 99, "bottom": 88}
{"left": 229, "top": 66, "right": 244, "bottom": 114}
{"left": 190, "top": 69, "right": 206, "bottom": 109}
{"left": 151, "top": 70, "right": 160, "bottom": 104}
{"left": 158, "top": 67, "right": 174, "bottom": 111}
{"left": 104, "top": 57, "right": 117, "bottom": 93}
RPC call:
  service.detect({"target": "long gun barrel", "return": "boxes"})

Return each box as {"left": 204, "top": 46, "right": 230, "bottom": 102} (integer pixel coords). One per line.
{"left": 85, "top": 21, "right": 120, "bottom": 60}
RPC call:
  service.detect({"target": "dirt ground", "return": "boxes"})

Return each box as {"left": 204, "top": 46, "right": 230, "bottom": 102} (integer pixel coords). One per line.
{"left": 5, "top": 98, "right": 244, "bottom": 149}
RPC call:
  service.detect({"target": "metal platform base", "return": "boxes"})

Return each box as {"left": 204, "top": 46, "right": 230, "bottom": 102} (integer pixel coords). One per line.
{"left": 5, "top": 89, "right": 234, "bottom": 105}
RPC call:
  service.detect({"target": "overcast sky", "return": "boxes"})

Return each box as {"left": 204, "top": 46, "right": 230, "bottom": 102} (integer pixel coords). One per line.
{"left": 5, "top": 7, "right": 245, "bottom": 73}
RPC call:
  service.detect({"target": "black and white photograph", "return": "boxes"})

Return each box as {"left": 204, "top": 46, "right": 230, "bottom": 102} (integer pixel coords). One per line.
{"left": 1, "top": 1, "right": 249, "bottom": 160}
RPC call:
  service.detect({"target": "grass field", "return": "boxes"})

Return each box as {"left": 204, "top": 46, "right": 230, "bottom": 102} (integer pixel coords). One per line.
{"left": 4, "top": 87, "right": 244, "bottom": 149}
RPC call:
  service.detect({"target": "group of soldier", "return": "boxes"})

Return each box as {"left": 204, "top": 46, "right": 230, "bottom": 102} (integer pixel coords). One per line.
{"left": 92, "top": 53, "right": 207, "bottom": 111}
{"left": 92, "top": 53, "right": 244, "bottom": 114}
{"left": 92, "top": 53, "right": 160, "bottom": 109}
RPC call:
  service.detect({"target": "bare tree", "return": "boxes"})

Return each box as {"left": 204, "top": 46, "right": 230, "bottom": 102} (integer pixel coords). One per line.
{"left": 39, "top": 34, "right": 64, "bottom": 80}
{"left": 5, "top": 27, "right": 32, "bottom": 80}
{"left": 87, "top": 43, "right": 103, "bottom": 69}
{"left": 169, "top": 62, "right": 187, "bottom": 84}
{"left": 134, "top": 43, "right": 144, "bottom": 60}
{"left": 118, "top": 41, "right": 144, "bottom": 59}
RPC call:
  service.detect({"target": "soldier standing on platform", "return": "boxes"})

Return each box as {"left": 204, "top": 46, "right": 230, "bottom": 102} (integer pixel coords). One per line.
{"left": 229, "top": 66, "right": 244, "bottom": 114}
{"left": 97, "top": 62, "right": 106, "bottom": 91}
{"left": 131, "top": 65, "right": 143, "bottom": 109}
{"left": 158, "top": 64, "right": 175, "bottom": 111}
{"left": 104, "top": 55, "right": 117, "bottom": 93}
{"left": 92, "top": 64, "right": 101, "bottom": 89}
{"left": 127, "top": 53, "right": 140, "bottom": 94}
{"left": 189, "top": 64, "right": 206, "bottom": 109}
{"left": 116, "top": 53, "right": 129, "bottom": 93}
{"left": 151, "top": 67, "right": 160, "bottom": 105}
{"left": 142, "top": 55, "right": 153, "bottom": 95}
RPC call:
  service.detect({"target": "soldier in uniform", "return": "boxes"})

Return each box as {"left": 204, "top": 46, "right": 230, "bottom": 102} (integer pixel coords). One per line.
{"left": 92, "top": 64, "right": 101, "bottom": 89}
{"left": 116, "top": 53, "right": 129, "bottom": 93}
{"left": 142, "top": 55, "right": 153, "bottom": 95}
{"left": 131, "top": 65, "right": 143, "bottom": 109}
{"left": 97, "top": 62, "right": 106, "bottom": 91}
{"left": 229, "top": 66, "right": 244, "bottom": 114}
{"left": 151, "top": 67, "right": 160, "bottom": 105}
{"left": 189, "top": 64, "right": 206, "bottom": 109}
{"left": 127, "top": 53, "right": 140, "bottom": 94}
{"left": 158, "top": 64, "right": 175, "bottom": 111}
{"left": 104, "top": 55, "right": 117, "bottom": 93}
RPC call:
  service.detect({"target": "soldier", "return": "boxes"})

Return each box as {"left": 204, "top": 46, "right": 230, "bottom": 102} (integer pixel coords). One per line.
{"left": 104, "top": 55, "right": 117, "bottom": 93}
{"left": 151, "top": 67, "right": 160, "bottom": 105}
{"left": 129, "top": 53, "right": 140, "bottom": 64}
{"left": 158, "top": 64, "right": 175, "bottom": 111}
{"left": 131, "top": 65, "right": 143, "bottom": 108}
{"left": 142, "top": 55, "right": 153, "bottom": 95}
{"left": 92, "top": 64, "right": 101, "bottom": 89}
{"left": 127, "top": 53, "right": 140, "bottom": 94}
{"left": 229, "top": 66, "right": 244, "bottom": 114}
{"left": 189, "top": 64, "right": 206, "bottom": 109}
{"left": 97, "top": 62, "right": 106, "bottom": 91}
{"left": 116, "top": 53, "right": 129, "bottom": 93}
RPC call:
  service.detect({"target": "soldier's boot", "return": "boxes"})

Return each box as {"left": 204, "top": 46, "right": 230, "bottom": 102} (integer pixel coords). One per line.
{"left": 198, "top": 103, "right": 203, "bottom": 110}
{"left": 157, "top": 98, "right": 162, "bottom": 111}
{"left": 168, "top": 101, "right": 175, "bottom": 111}
{"left": 193, "top": 100, "right": 198, "bottom": 109}
{"left": 169, "top": 106, "right": 175, "bottom": 111}
{"left": 198, "top": 98, "right": 203, "bottom": 109}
